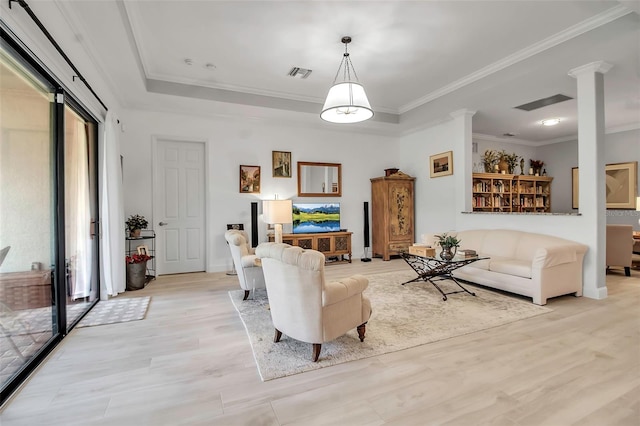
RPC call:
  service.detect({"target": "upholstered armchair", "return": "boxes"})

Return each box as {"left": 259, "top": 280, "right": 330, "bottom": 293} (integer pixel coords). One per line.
{"left": 255, "top": 242, "right": 372, "bottom": 362}
{"left": 606, "top": 224, "right": 634, "bottom": 277}
{"left": 224, "top": 230, "right": 265, "bottom": 300}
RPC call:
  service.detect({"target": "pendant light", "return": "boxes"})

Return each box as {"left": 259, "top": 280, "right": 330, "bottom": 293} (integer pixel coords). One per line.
{"left": 321, "top": 36, "right": 373, "bottom": 124}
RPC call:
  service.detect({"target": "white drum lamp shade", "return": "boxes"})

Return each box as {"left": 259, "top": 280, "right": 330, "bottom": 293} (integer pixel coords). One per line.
{"left": 321, "top": 82, "right": 373, "bottom": 124}
{"left": 636, "top": 196, "right": 640, "bottom": 225}
{"left": 263, "top": 199, "right": 292, "bottom": 244}
{"left": 321, "top": 36, "right": 373, "bottom": 124}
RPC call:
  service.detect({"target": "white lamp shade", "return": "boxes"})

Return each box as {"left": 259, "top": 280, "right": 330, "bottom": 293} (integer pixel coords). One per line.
{"left": 263, "top": 199, "right": 293, "bottom": 225}
{"left": 321, "top": 82, "right": 373, "bottom": 124}
{"left": 636, "top": 196, "right": 640, "bottom": 212}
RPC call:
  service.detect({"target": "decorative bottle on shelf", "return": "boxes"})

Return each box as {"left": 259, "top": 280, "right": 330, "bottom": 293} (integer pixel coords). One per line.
{"left": 542, "top": 169, "right": 547, "bottom": 176}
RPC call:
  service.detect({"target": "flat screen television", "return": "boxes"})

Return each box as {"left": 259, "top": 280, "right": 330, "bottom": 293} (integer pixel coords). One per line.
{"left": 292, "top": 203, "right": 340, "bottom": 234}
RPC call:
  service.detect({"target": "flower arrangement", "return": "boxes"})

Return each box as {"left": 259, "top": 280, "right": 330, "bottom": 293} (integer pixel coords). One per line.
{"left": 126, "top": 254, "right": 152, "bottom": 264}
{"left": 481, "top": 149, "right": 500, "bottom": 172}
{"left": 125, "top": 214, "right": 148, "bottom": 232}
{"left": 435, "top": 232, "right": 461, "bottom": 249}
{"left": 530, "top": 159, "right": 544, "bottom": 175}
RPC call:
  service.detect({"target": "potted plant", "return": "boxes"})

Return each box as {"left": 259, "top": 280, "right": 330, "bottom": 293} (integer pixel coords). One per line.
{"left": 481, "top": 149, "right": 500, "bottom": 173}
{"left": 435, "top": 232, "right": 461, "bottom": 261}
{"left": 125, "top": 214, "right": 148, "bottom": 238}
{"left": 125, "top": 253, "right": 152, "bottom": 290}
{"left": 499, "top": 150, "right": 521, "bottom": 174}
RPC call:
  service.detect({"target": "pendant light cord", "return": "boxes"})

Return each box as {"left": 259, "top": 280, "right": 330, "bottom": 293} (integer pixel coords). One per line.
{"left": 8, "top": 0, "right": 109, "bottom": 112}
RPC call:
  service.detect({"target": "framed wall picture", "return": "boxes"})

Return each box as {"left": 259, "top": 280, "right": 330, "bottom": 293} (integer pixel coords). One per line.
{"left": 272, "top": 151, "right": 292, "bottom": 178}
{"left": 572, "top": 161, "right": 637, "bottom": 209}
{"left": 572, "top": 167, "right": 579, "bottom": 209}
{"left": 239, "top": 165, "right": 261, "bottom": 193}
{"left": 430, "top": 151, "right": 453, "bottom": 178}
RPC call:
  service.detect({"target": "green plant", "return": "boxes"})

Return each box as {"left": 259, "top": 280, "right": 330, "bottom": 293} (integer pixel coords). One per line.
{"left": 435, "top": 232, "right": 461, "bottom": 249}
{"left": 481, "top": 149, "right": 499, "bottom": 172}
{"left": 125, "top": 214, "right": 148, "bottom": 232}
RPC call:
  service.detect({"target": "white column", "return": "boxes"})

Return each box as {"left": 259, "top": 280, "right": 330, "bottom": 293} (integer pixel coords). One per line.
{"left": 450, "top": 109, "right": 476, "bottom": 214}
{"left": 568, "top": 61, "right": 612, "bottom": 300}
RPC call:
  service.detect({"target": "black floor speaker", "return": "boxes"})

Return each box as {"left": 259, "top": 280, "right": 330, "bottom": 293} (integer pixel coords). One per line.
{"left": 251, "top": 202, "right": 258, "bottom": 248}
{"left": 362, "top": 201, "right": 371, "bottom": 262}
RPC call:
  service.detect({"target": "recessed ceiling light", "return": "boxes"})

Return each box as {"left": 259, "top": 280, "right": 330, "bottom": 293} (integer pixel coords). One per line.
{"left": 541, "top": 118, "right": 561, "bottom": 126}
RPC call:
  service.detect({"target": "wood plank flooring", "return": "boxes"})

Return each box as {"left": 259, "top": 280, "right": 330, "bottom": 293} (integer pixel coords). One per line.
{"left": 1, "top": 259, "right": 638, "bottom": 425}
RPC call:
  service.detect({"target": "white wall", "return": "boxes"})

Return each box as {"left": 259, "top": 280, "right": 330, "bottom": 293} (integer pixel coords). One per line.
{"left": 121, "top": 108, "right": 397, "bottom": 272}
{"left": 398, "top": 119, "right": 460, "bottom": 239}
{"left": 472, "top": 138, "right": 538, "bottom": 175}
{"left": 538, "top": 128, "right": 640, "bottom": 225}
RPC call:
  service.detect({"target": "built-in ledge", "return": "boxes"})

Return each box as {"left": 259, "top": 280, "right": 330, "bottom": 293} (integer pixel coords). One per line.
{"left": 461, "top": 211, "right": 581, "bottom": 216}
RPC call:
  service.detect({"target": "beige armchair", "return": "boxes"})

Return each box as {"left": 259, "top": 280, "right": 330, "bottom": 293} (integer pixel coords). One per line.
{"left": 606, "top": 225, "right": 633, "bottom": 276}
{"left": 224, "top": 230, "right": 265, "bottom": 300}
{"left": 255, "top": 242, "right": 372, "bottom": 362}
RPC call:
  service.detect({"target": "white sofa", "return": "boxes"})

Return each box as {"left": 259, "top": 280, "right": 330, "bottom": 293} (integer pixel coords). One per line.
{"left": 449, "top": 229, "right": 588, "bottom": 305}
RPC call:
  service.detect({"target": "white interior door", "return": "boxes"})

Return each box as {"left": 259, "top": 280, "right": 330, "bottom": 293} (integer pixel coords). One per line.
{"left": 154, "top": 139, "right": 206, "bottom": 274}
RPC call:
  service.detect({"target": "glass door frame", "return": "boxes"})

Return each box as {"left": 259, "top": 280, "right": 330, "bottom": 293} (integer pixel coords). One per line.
{"left": 0, "top": 25, "right": 100, "bottom": 405}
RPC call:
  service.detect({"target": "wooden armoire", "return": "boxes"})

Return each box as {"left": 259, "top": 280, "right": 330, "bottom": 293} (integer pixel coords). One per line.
{"left": 370, "top": 172, "right": 415, "bottom": 260}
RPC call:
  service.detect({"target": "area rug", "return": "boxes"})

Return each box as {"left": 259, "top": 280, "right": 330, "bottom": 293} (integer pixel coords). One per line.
{"left": 229, "top": 271, "right": 551, "bottom": 381}
{"left": 76, "top": 296, "right": 151, "bottom": 328}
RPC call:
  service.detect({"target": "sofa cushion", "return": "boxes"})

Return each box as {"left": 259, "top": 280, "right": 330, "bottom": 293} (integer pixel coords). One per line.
{"left": 478, "top": 230, "right": 522, "bottom": 259}
{"left": 489, "top": 259, "right": 532, "bottom": 279}
{"left": 464, "top": 255, "right": 510, "bottom": 271}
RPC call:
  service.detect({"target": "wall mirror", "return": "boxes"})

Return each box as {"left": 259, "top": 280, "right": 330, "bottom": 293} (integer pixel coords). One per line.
{"left": 297, "top": 162, "right": 342, "bottom": 197}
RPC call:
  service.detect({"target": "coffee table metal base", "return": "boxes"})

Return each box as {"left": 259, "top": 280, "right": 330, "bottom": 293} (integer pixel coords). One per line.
{"left": 401, "top": 253, "right": 485, "bottom": 301}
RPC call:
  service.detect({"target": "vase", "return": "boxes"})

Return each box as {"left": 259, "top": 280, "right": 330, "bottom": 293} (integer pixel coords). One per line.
{"left": 130, "top": 229, "right": 141, "bottom": 238}
{"left": 440, "top": 246, "right": 456, "bottom": 261}
{"left": 498, "top": 159, "right": 509, "bottom": 173}
{"left": 126, "top": 261, "right": 147, "bottom": 290}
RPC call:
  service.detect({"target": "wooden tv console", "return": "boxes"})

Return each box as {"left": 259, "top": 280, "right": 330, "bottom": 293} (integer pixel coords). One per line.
{"left": 268, "top": 231, "right": 352, "bottom": 264}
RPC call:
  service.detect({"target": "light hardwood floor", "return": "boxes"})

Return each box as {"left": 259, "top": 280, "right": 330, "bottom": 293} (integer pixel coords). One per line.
{"left": 1, "top": 259, "right": 638, "bottom": 425}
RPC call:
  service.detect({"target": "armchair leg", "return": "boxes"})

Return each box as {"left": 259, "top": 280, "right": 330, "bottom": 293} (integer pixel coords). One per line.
{"left": 243, "top": 290, "right": 250, "bottom": 300}
{"left": 274, "top": 328, "right": 282, "bottom": 343}
{"left": 357, "top": 322, "right": 367, "bottom": 342}
{"left": 312, "top": 344, "right": 322, "bottom": 362}
{"left": 625, "top": 267, "right": 631, "bottom": 277}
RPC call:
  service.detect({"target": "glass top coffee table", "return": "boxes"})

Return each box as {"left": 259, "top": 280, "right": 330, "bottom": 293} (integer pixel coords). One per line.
{"left": 401, "top": 252, "right": 488, "bottom": 301}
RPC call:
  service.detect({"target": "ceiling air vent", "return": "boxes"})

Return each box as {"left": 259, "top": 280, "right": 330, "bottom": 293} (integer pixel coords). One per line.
{"left": 514, "top": 94, "right": 573, "bottom": 111}
{"left": 287, "top": 67, "right": 312, "bottom": 79}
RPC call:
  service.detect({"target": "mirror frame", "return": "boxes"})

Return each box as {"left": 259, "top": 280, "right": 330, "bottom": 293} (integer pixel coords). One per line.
{"left": 297, "top": 161, "right": 342, "bottom": 197}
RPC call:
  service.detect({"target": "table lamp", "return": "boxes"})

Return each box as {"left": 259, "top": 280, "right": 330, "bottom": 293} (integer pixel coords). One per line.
{"left": 263, "top": 199, "right": 293, "bottom": 244}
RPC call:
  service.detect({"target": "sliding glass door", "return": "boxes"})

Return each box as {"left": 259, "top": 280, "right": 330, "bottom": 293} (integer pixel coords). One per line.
{"left": 0, "top": 33, "right": 99, "bottom": 401}
{"left": 64, "top": 105, "right": 99, "bottom": 327}
{"left": 0, "top": 45, "right": 57, "bottom": 388}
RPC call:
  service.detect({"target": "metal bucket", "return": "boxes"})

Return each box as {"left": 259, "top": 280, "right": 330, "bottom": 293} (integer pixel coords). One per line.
{"left": 126, "top": 261, "right": 147, "bottom": 290}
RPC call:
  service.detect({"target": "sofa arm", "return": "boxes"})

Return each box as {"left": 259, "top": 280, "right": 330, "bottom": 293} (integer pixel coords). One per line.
{"left": 323, "top": 274, "right": 369, "bottom": 307}
{"left": 240, "top": 254, "right": 259, "bottom": 268}
{"left": 532, "top": 245, "right": 585, "bottom": 269}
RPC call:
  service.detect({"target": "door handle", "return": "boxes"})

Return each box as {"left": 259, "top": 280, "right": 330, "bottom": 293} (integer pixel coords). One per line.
{"left": 159, "top": 221, "right": 168, "bottom": 226}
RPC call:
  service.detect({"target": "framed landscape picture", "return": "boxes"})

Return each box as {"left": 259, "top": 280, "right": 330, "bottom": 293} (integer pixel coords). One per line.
{"left": 239, "top": 165, "right": 260, "bottom": 193}
{"left": 430, "top": 151, "right": 453, "bottom": 178}
{"left": 272, "top": 151, "right": 292, "bottom": 178}
{"left": 572, "top": 161, "right": 637, "bottom": 209}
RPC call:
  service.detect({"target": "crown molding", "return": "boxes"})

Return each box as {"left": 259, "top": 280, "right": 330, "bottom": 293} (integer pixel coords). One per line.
{"left": 398, "top": 4, "right": 632, "bottom": 114}
{"left": 472, "top": 133, "right": 538, "bottom": 146}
